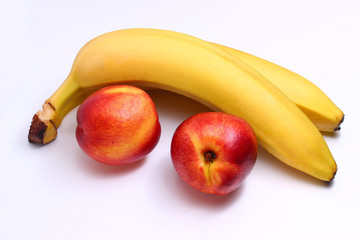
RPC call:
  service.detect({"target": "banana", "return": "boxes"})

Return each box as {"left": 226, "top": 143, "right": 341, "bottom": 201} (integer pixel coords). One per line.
{"left": 214, "top": 44, "right": 344, "bottom": 132}
{"left": 28, "top": 28, "right": 337, "bottom": 181}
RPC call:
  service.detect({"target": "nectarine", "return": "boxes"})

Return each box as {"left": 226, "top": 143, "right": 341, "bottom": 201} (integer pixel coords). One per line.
{"left": 171, "top": 112, "right": 257, "bottom": 195}
{"left": 76, "top": 85, "right": 161, "bottom": 165}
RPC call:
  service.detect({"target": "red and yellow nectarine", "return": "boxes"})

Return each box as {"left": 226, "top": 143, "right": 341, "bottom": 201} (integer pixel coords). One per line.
{"left": 171, "top": 112, "right": 257, "bottom": 195}
{"left": 76, "top": 85, "right": 161, "bottom": 165}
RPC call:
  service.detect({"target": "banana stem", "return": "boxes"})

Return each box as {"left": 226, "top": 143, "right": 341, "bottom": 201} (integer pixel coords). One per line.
{"left": 48, "top": 75, "right": 82, "bottom": 126}
{"left": 28, "top": 75, "right": 81, "bottom": 144}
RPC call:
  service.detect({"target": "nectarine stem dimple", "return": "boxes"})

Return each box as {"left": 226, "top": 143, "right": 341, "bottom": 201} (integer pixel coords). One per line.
{"left": 204, "top": 151, "right": 216, "bottom": 163}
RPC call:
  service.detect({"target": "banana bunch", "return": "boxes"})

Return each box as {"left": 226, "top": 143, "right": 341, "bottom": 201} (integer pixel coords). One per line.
{"left": 28, "top": 28, "right": 343, "bottom": 182}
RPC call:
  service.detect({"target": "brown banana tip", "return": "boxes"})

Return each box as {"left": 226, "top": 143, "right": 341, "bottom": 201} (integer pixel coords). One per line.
{"left": 28, "top": 114, "right": 47, "bottom": 144}
{"left": 334, "top": 114, "right": 345, "bottom": 131}
{"left": 325, "top": 168, "right": 337, "bottom": 184}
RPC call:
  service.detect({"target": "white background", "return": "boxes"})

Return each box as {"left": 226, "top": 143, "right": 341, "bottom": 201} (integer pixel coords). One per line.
{"left": 1, "top": 0, "right": 360, "bottom": 239}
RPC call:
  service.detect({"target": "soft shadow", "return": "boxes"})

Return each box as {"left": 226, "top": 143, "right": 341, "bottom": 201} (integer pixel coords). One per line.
{"left": 158, "top": 155, "right": 244, "bottom": 209}
{"left": 321, "top": 130, "right": 342, "bottom": 138}
{"left": 172, "top": 173, "right": 245, "bottom": 208}
{"left": 257, "top": 146, "right": 334, "bottom": 187}
{"left": 147, "top": 89, "right": 212, "bottom": 121}
{"left": 27, "top": 141, "right": 46, "bottom": 149}
{"left": 75, "top": 149, "right": 147, "bottom": 178}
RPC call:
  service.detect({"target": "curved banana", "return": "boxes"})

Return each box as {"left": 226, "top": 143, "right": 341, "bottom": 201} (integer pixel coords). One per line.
{"left": 214, "top": 44, "right": 344, "bottom": 132}
{"left": 28, "top": 28, "right": 337, "bottom": 181}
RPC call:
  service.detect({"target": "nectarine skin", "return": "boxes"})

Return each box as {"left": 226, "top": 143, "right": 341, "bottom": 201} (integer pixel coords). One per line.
{"left": 76, "top": 85, "right": 161, "bottom": 165}
{"left": 171, "top": 112, "right": 257, "bottom": 195}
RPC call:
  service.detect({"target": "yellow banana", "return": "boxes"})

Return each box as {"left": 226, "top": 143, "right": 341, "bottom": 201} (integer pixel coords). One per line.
{"left": 28, "top": 28, "right": 337, "bottom": 181}
{"left": 215, "top": 44, "right": 344, "bottom": 132}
